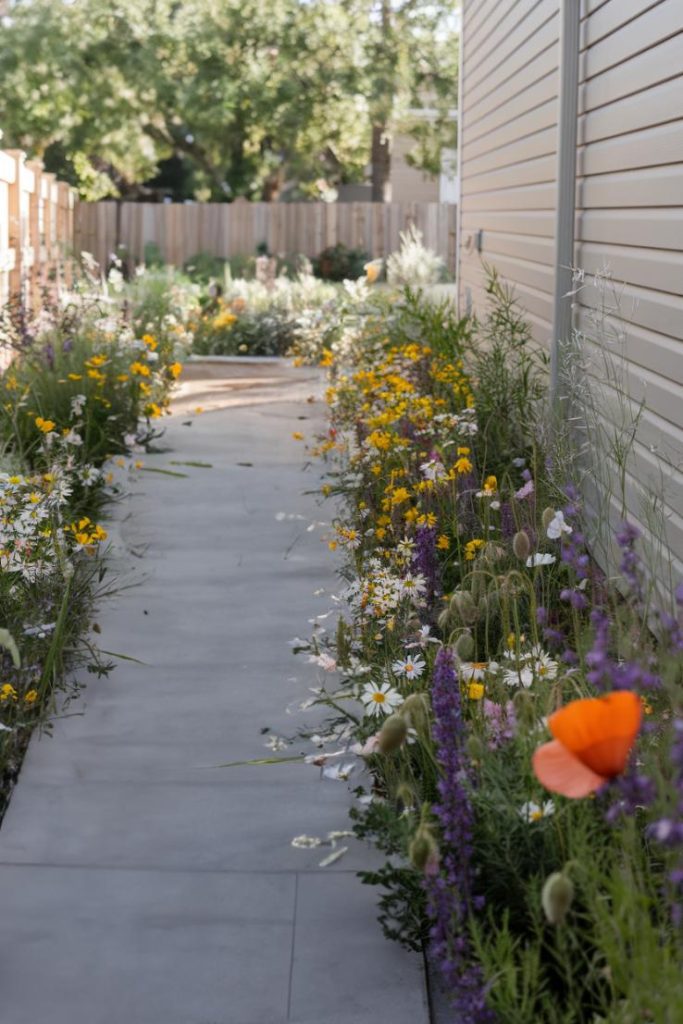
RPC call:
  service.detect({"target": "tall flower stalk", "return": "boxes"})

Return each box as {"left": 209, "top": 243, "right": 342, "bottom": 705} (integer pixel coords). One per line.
{"left": 426, "top": 647, "right": 494, "bottom": 1022}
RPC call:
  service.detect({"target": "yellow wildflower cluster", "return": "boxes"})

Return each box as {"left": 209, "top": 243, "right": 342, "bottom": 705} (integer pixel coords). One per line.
{"left": 69, "top": 517, "right": 108, "bottom": 549}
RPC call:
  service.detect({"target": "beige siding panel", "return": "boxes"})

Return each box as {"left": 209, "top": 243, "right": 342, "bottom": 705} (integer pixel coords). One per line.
{"left": 464, "top": 0, "right": 507, "bottom": 49}
{"left": 468, "top": 230, "right": 555, "bottom": 265}
{"left": 466, "top": 36, "right": 558, "bottom": 123}
{"left": 580, "top": 32, "right": 683, "bottom": 112}
{"left": 579, "top": 209, "right": 683, "bottom": 250}
{"left": 464, "top": 1, "right": 557, "bottom": 96}
{"left": 577, "top": 242, "right": 683, "bottom": 296}
{"left": 578, "top": 121, "right": 683, "bottom": 175}
{"left": 467, "top": 71, "right": 558, "bottom": 147}
{"left": 580, "top": 0, "right": 666, "bottom": 50}
{"left": 463, "top": 98, "right": 558, "bottom": 162}
{"left": 576, "top": 309, "right": 683, "bottom": 385}
{"left": 580, "top": 77, "right": 683, "bottom": 145}
{"left": 462, "top": 154, "right": 556, "bottom": 193}
{"left": 579, "top": 165, "right": 683, "bottom": 208}
{"left": 580, "top": 340, "right": 683, "bottom": 431}
{"left": 466, "top": 13, "right": 559, "bottom": 112}
{"left": 582, "top": 0, "right": 682, "bottom": 79}
{"left": 461, "top": 209, "right": 556, "bottom": 237}
{"left": 464, "top": 183, "right": 556, "bottom": 212}
{"left": 577, "top": 278, "right": 683, "bottom": 340}
{"left": 464, "top": 127, "right": 557, "bottom": 178}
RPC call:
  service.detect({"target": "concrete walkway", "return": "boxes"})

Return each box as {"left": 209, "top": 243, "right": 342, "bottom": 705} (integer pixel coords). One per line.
{"left": 0, "top": 362, "right": 429, "bottom": 1024}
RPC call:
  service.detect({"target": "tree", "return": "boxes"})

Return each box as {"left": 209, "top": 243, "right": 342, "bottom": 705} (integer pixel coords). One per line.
{"left": 0, "top": 0, "right": 457, "bottom": 201}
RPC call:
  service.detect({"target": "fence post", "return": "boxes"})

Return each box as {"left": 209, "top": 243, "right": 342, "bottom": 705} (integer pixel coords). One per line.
{"left": 6, "top": 150, "right": 27, "bottom": 304}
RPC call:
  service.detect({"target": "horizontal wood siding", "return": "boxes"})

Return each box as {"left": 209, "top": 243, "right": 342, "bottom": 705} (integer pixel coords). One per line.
{"left": 576, "top": 0, "right": 683, "bottom": 575}
{"left": 459, "top": 0, "right": 560, "bottom": 344}
{"left": 459, "top": 0, "right": 683, "bottom": 574}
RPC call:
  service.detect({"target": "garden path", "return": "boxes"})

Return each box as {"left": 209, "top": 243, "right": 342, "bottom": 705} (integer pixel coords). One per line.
{"left": 0, "top": 360, "right": 429, "bottom": 1024}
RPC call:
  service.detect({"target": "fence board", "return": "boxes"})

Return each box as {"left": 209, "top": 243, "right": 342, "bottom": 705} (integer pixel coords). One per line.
{"left": 73, "top": 200, "right": 458, "bottom": 276}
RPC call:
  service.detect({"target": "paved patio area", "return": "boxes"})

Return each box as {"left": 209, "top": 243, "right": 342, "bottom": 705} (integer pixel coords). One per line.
{"left": 0, "top": 361, "right": 428, "bottom": 1024}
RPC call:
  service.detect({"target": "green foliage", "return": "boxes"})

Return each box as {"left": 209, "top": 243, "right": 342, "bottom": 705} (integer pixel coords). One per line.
{"left": 313, "top": 243, "right": 369, "bottom": 282}
{"left": 0, "top": 0, "right": 457, "bottom": 199}
{"left": 468, "top": 267, "right": 549, "bottom": 479}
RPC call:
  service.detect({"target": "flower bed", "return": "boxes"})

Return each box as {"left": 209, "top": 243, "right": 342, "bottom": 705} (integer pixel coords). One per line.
{"left": 0, "top": 268, "right": 188, "bottom": 816}
{"left": 291, "top": 281, "right": 683, "bottom": 1020}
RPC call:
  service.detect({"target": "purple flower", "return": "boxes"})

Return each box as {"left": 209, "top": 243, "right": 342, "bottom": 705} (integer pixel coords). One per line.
{"left": 412, "top": 526, "right": 441, "bottom": 603}
{"left": 483, "top": 699, "right": 516, "bottom": 749}
{"left": 426, "top": 648, "right": 494, "bottom": 1021}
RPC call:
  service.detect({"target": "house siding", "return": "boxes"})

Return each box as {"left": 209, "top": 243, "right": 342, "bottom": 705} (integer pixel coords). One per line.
{"left": 459, "top": 0, "right": 683, "bottom": 575}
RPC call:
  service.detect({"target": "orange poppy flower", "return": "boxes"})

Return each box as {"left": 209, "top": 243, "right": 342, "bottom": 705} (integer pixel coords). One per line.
{"left": 532, "top": 690, "right": 642, "bottom": 799}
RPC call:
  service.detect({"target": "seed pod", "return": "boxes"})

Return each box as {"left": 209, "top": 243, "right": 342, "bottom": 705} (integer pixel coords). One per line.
{"left": 542, "top": 507, "right": 555, "bottom": 531}
{"left": 409, "top": 825, "right": 439, "bottom": 874}
{"left": 482, "top": 542, "right": 506, "bottom": 564}
{"left": 542, "top": 871, "right": 574, "bottom": 925}
{"left": 512, "top": 530, "right": 531, "bottom": 561}
{"left": 457, "top": 592, "right": 479, "bottom": 625}
{"left": 454, "top": 631, "right": 475, "bottom": 661}
{"left": 401, "top": 693, "right": 430, "bottom": 732}
{"left": 466, "top": 734, "right": 485, "bottom": 761}
{"left": 377, "top": 713, "right": 408, "bottom": 754}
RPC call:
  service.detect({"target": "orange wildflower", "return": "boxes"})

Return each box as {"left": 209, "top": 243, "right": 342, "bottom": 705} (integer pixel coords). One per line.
{"left": 533, "top": 691, "right": 642, "bottom": 799}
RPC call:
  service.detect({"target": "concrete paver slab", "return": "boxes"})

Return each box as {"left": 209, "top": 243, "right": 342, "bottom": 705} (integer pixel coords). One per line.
{"left": 0, "top": 365, "right": 428, "bottom": 1023}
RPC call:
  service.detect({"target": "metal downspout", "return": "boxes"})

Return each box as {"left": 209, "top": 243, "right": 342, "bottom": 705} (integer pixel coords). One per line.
{"left": 550, "top": 0, "right": 581, "bottom": 406}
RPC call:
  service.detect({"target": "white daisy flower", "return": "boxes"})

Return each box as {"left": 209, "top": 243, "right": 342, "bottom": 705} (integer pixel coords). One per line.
{"left": 546, "top": 510, "right": 572, "bottom": 540}
{"left": 504, "top": 666, "right": 534, "bottom": 688}
{"left": 532, "top": 651, "right": 559, "bottom": 681}
{"left": 392, "top": 656, "right": 426, "bottom": 680}
{"left": 519, "top": 800, "right": 555, "bottom": 823}
{"left": 459, "top": 662, "right": 489, "bottom": 682}
{"left": 361, "top": 681, "right": 404, "bottom": 717}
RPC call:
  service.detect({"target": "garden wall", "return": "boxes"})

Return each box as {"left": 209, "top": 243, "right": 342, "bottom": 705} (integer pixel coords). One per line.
{"left": 458, "top": 0, "right": 683, "bottom": 582}
{"left": 74, "top": 200, "right": 458, "bottom": 276}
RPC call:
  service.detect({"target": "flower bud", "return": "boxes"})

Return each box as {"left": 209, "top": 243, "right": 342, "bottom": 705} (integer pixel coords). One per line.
{"left": 409, "top": 825, "right": 440, "bottom": 874}
{"left": 377, "top": 713, "right": 408, "bottom": 754}
{"left": 454, "top": 631, "right": 475, "bottom": 661}
{"left": 466, "top": 734, "right": 485, "bottom": 761}
{"left": 542, "top": 507, "right": 555, "bottom": 531}
{"left": 512, "top": 530, "right": 531, "bottom": 561}
{"left": 456, "top": 592, "right": 479, "bottom": 625}
{"left": 542, "top": 871, "right": 574, "bottom": 925}
{"left": 401, "top": 693, "right": 430, "bottom": 731}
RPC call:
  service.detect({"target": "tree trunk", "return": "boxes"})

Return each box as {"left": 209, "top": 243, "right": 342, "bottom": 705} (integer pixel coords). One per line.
{"left": 371, "top": 123, "right": 391, "bottom": 202}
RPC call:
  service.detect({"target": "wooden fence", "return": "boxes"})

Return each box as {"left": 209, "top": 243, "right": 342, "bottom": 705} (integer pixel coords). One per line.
{"left": 75, "top": 200, "right": 458, "bottom": 275}
{"left": 0, "top": 150, "right": 76, "bottom": 309}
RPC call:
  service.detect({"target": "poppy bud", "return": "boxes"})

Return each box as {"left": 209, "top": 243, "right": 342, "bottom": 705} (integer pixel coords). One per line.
{"left": 377, "top": 713, "right": 408, "bottom": 754}
{"left": 401, "top": 693, "right": 430, "bottom": 731}
{"left": 456, "top": 592, "right": 479, "bottom": 625}
{"left": 542, "top": 871, "right": 574, "bottom": 925}
{"left": 455, "top": 631, "right": 475, "bottom": 660}
{"left": 513, "top": 530, "right": 531, "bottom": 561}
{"left": 396, "top": 782, "right": 416, "bottom": 812}
{"left": 409, "top": 825, "right": 439, "bottom": 874}
{"left": 466, "top": 734, "right": 485, "bottom": 761}
{"left": 542, "top": 507, "right": 555, "bottom": 531}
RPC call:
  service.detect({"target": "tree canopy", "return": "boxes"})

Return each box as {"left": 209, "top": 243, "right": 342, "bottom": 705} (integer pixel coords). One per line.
{"left": 0, "top": 0, "right": 458, "bottom": 200}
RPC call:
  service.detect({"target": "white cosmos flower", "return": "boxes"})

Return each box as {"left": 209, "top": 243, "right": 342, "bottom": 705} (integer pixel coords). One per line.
{"left": 308, "top": 652, "right": 337, "bottom": 671}
{"left": 263, "top": 735, "right": 289, "bottom": 752}
{"left": 547, "top": 510, "right": 573, "bottom": 540}
{"left": 361, "top": 681, "right": 403, "bottom": 717}
{"left": 322, "top": 761, "right": 356, "bottom": 781}
{"left": 519, "top": 800, "right": 555, "bottom": 823}
{"left": 392, "top": 656, "right": 426, "bottom": 680}
{"left": 291, "top": 834, "right": 322, "bottom": 848}
{"left": 526, "top": 553, "right": 556, "bottom": 567}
